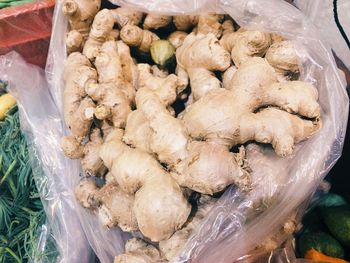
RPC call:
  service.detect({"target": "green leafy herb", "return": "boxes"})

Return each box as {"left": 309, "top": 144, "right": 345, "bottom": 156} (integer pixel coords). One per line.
{"left": 0, "top": 83, "right": 58, "bottom": 262}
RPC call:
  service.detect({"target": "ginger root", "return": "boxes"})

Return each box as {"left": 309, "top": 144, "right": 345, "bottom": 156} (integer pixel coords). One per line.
{"left": 159, "top": 195, "right": 216, "bottom": 260}
{"left": 143, "top": 14, "right": 172, "bottom": 30}
{"left": 111, "top": 7, "right": 144, "bottom": 28}
{"left": 220, "top": 30, "right": 272, "bottom": 66}
{"left": 167, "top": 31, "right": 188, "bottom": 49}
{"left": 62, "top": 52, "right": 96, "bottom": 143}
{"left": 100, "top": 129, "right": 191, "bottom": 241}
{"left": 125, "top": 63, "right": 250, "bottom": 195}
{"left": 62, "top": 0, "right": 101, "bottom": 52}
{"left": 114, "top": 238, "right": 164, "bottom": 263}
{"left": 117, "top": 41, "right": 138, "bottom": 89}
{"left": 82, "top": 9, "right": 115, "bottom": 60}
{"left": 66, "top": 30, "right": 84, "bottom": 53}
{"left": 182, "top": 57, "right": 321, "bottom": 157}
{"left": 120, "top": 25, "right": 159, "bottom": 53}
{"left": 173, "top": 15, "right": 198, "bottom": 31}
{"left": 265, "top": 40, "right": 300, "bottom": 79}
{"left": 86, "top": 41, "right": 134, "bottom": 128}
{"left": 60, "top": 8, "right": 323, "bottom": 258}
{"left": 75, "top": 178, "right": 138, "bottom": 231}
{"left": 196, "top": 14, "right": 224, "bottom": 38}
{"left": 176, "top": 33, "right": 230, "bottom": 101}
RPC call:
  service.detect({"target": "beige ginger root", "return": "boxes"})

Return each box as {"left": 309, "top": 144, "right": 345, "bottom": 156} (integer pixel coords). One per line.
{"left": 100, "top": 129, "right": 191, "bottom": 241}
{"left": 114, "top": 238, "right": 164, "bottom": 263}
{"left": 82, "top": 9, "right": 115, "bottom": 60}
{"left": 66, "top": 30, "right": 84, "bottom": 53}
{"left": 116, "top": 41, "right": 138, "bottom": 90}
{"left": 75, "top": 178, "right": 138, "bottom": 231}
{"left": 195, "top": 14, "right": 224, "bottom": 38}
{"left": 143, "top": 14, "right": 172, "bottom": 30}
{"left": 62, "top": 52, "right": 96, "bottom": 143}
{"left": 176, "top": 32, "right": 231, "bottom": 71}
{"left": 61, "top": 128, "right": 105, "bottom": 176}
{"left": 159, "top": 195, "right": 216, "bottom": 261}
{"left": 62, "top": 0, "right": 100, "bottom": 52}
{"left": 167, "top": 31, "right": 188, "bottom": 49}
{"left": 176, "top": 33, "right": 231, "bottom": 101}
{"left": 124, "top": 63, "right": 198, "bottom": 169}
{"left": 221, "top": 19, "right": 235, "bottom": 36}
{"left": 86, "top": 41, "right": 135, "bottom": 128}
{"left": 182, "top": 57, "right": 321, "bottom": 157}
{"left": 111, "top": 7, "right": 144, "bottom": 28}
{"left": 222, "top": 65, "right": 237, "bottom": 90}
{"left": 124, "top": 63, "right": 250, "bottom": 195}
{"left": 220, "top": 29, "right": 272, "bottom": 66}
{"left": 173, "top": 15, "right": 198, "bottom": 31}
{"left": 124, "top": 63, "right": 182, "bottom": 155}
{"left": 120, "top": 25, "right": 159, "bottom": 53}
{"left": 265, "top": 40, "right": 299, "bottom": 79}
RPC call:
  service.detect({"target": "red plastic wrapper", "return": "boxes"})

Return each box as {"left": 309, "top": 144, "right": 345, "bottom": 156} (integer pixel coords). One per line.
{"left": 0, "top": 0, "right": 54, "bottom": 68}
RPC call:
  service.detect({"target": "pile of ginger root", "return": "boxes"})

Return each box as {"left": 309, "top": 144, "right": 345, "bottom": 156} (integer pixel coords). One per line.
{"left": 60, "top": 1, "right": 322, "bottom": 262}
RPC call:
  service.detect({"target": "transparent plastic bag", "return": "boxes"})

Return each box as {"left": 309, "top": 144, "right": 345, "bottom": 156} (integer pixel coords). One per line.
{"left": 0, "top": 51, "right": 95, "bottom": 263}
{"left": 294, "top": 0, "right": 350, "bottom": 71}
{"left": 8, "top": 0, "right": 350, "bottom": 262}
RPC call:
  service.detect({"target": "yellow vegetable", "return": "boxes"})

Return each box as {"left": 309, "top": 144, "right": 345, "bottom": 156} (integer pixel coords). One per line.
{"left": 0, "top": 93, "right": 16, "bottom": 120}
{"left": 305, "top": 249, "right": 349, "bottom": 263}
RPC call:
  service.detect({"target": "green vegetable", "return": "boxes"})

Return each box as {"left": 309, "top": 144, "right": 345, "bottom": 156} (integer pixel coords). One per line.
{"left": 321, "top": 205, "right": 350, "bottom": 247}
{"left": 0, "top": 81, "right": 58, "bottom": 263}
{"left": 298, "top": 232, "right": 345, "bottom": 259}
{"left": 0, "top": 0, "right": 34, "bottom": 9}
{"left": 150, "top": 40, "right": 175, "bottom": 67}
{"left": 318, "top": 193, "right": 347, "bottom": 208}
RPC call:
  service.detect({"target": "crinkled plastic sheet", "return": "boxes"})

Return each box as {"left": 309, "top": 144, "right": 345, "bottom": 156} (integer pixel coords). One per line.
{"left": 0, "top": 52, "right": 94, "bottom": 263}
{"left": 6, "top": 0, "right": 350, "bottom": 262}
{"left": 294, "top": 0, "right": 350, "bottom": 71}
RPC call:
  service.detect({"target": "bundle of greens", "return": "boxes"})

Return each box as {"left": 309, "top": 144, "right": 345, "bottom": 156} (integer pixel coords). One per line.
{"left": 0, "top": 0, "right": 34, "bottom": 9}
{"left": 0, "top": 81, "right": 57, "bottom": 263}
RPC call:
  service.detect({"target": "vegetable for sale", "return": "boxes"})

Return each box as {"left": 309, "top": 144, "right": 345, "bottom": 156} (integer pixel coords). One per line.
{"left": 120, "top": 25, "right": 160, "bottom": 52}
{"left": 150, "top": 40, "right": 175, "bottom": 67}
{"left": 299, "top": 232, "right": 345, "bottom": 259}
{"left": 305, "top": 249, "right": 349, "bottom": 263}
{"left": 59, "top": 6, "right": 323, "bottom": 260}
{"left": 0, "top": 93, "right": 16, "bottom": 120}
{"left": 114, "top": 238, "right": 164, "bottom": 263}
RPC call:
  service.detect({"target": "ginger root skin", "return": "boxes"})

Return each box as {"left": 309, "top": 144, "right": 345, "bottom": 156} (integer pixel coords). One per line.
{"left": 167, "top": 31, "right": 188, "bottom": 49}
{"left": 82, "top": 9, "right": 115, "bottom": 60}
{"left": 111, "top": 7, "right": 144, "bottom": 28}
{"left": 173, "top": 15, "right": 198, "bottom": 31}
{"left": 143, "top": 14, "right": 172, "bottom": 30}
{"left": 62, "top": 0, "right": 100, "bottom": 52}
{"left": 265, "top": 40, "right": 300, "bottom": 79}
{"left": 120, "top": 25, "right": 159, "bottom": 53}
{"left": 195, "top": 14, "right": 224, "bottom": 38}
{"left": 66, "top": 30, "right": 84, "bottom": 53}
{"left": 176, "top": 32, "right": 230, "bottom": 101}
{"left": 159, "top": 195, "right": 216, "bottom": 261}
{"left": 220, "top": 30, "right": 272, "bottom": 66}
{"left": 183, "top": 57, "right": 321, "bottom": 157}
{"left": 114, "top": 238, "right": 164, "bottom": 263}
{"left": 100, "top": 129, "right": 191, "bottom": 241}
{"left": 75, "top": 178, "right": 138, "bottom": 231}
{"left": 63, "top": 52, "right": 97, "bottom": 142}
{"left": 125, "top": 63, "right": 189, "bottom": 166}
{"left": 80, "top": 128, "right": 105, "bottom": 176}
{"left": 87, "top": 41, "right": 135, "bottom": 128}
{"left": 125, "top": 63, "right": 250, "bottom": 195}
